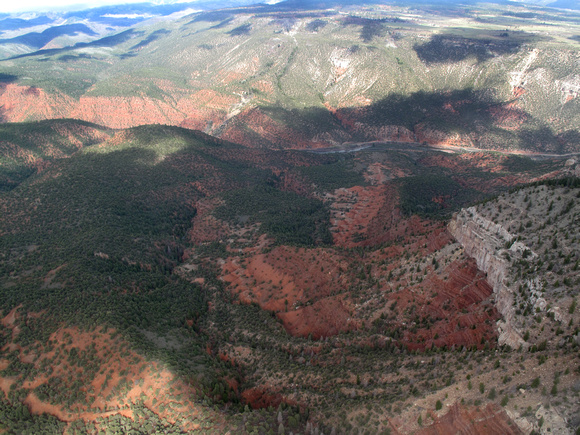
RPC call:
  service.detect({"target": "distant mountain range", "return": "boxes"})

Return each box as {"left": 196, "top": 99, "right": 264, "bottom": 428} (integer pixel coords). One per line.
{"left": 0, "top": 0, "right": 267, "bottom": 57}
{"left": 0, "top": 0, "right": 578, "bottom": 58}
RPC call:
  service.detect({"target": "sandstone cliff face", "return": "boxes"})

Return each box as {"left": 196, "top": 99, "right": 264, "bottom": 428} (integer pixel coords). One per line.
{"left": 0, "top": 83, "right": 235, "bottom": 131}
{"left": 449, "top": 184, "right": 580, "bottom": 358}
{"left": 449, "top": 207, "right": 530, "bottom": 349}
{"left": 0, "top": 83, "right": 74, "bottom": 122}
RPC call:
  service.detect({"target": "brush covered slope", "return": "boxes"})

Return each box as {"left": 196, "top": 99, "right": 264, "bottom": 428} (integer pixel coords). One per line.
{"left": 0, "top": 0, "right": 579, "bottom": 152}
{"left": 0, "top": 119, "right": 578, "bottom": 433}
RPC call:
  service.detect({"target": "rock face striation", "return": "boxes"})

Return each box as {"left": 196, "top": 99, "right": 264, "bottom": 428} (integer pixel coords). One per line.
{"left": 448, "top": 207, "right": 533, "bottom": 349}
{"left": 418, "top": 403, "right": 524, "bottom": 435}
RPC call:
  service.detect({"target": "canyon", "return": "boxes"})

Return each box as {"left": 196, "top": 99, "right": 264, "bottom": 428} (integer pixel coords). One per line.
{"left": 0, "top": 0, "right": 579, "bottom": 433}
{"left": 0, "top": 2, "right": 579, "bottom": 154}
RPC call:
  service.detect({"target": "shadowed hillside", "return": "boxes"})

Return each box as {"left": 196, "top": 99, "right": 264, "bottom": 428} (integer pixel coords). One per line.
{"left": 0, "top": 119, "right": 113, "bottom": 190}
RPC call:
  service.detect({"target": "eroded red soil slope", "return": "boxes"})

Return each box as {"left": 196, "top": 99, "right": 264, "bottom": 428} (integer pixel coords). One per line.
{"left": 419, "top": 403, "right": 523, "bottom": 435}
{"left": 189, "top": 173, "right": 500, "bottom": 350}
{"left": 0, "top": 308, "right": 219, "bottom": 432}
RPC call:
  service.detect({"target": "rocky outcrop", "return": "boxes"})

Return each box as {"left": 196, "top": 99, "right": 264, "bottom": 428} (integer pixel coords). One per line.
{"left": 419, "top": 402, "right": 524, "bottom": 435}
{"left": 449, "top": 207, "right": 533, "bottom": 349}
{"left": 535, "top": 405, "right": 572, "bottom": 435}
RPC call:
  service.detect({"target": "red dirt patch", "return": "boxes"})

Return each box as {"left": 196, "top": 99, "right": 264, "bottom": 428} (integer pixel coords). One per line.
{"left": 1, "top": 306, "right": 20, "bottom": 327}
{"left": 0, "top": 322, "right": 212, "bottom": 431}
{"left": 221, "top": 245, "right": 350, "bottom": 313}
{"left": 328, "top": 183, "right": 446, "bottom": 249}
{"left": 242, "top": 386, "right": 284, "bottom": 409}
{"left": 188, "top": 197, "right": 231, "bottom": 245}
{"left": 393, "top": 258, "right": 498, "bottom": 351}
{"left": 512, "top": 86, "right": 526, "bottom": 98}
{"left": 278, "top": 295, "right": 357, "bottom": 339}
{"left": 0, "top": 84, "right": 74, "bottom": 122}
{"left": 418, "top": 402, "right": 523, "bottom": 435}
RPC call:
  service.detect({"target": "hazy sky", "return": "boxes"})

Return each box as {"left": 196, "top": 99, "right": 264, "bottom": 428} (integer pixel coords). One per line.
{"left": 0, "top": 0, "right": 169, "bottom": 14}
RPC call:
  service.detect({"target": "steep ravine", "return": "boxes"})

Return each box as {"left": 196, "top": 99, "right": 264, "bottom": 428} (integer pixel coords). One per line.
{"left": 448, "top": 206, "right": 531, "bottom": 349}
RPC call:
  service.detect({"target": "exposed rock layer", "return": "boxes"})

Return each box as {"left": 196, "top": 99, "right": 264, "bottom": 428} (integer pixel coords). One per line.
{"left": 449, "top": 207, "right": 527, "bottom": 349}
{"left": 419, "top": 403, "right": 524, "bottom": 435}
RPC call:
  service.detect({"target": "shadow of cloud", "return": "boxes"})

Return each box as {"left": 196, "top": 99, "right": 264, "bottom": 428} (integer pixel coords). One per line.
{"left": 342, "top": 89, "right": 578, "bottom": 153}
{"left": 254, "top": 88, "right": 579, "bottom": 154}
{"left": 342, "top": 16, "right": 403, "bottom": 42}
{"left": 517, "top": 126, "right": 567, "bottom": 154}
{"left": 0, "top": 119, "right": 112, "bottom": 190}
{"left": 0, "top": 72, "right": 18, "bottom": 83}
{"left": 0, "top": 137, "right": 214, "bottom": 389}
{"left": 413, "top": 33, "right": 542, "bottom": 64}
{"left": 339, "top": 89, "right": 493, "bottom": 131}
{"left": 58, "top": 53, "right": 94, "bottom": 62}
{"left": 269, "top": 17, "right": 297, "bottom": 32}
{"left": 188, "top": 10, "right": 234, "bottom": 24}
{"left": 305, "top": 18, "right": 327, "bottom": 32}
{"left": 9, "top": 29, "right": 145, "bottom": 60}
{"left": 130, "top": 29, "right": 171, "bottom": 50}
{"left": 0, "top": 24, "right": 97, "bottom": 49}
{"left": 228, "top": 23, "right": 252, "bottom": 36}
{"left": 0, "top": 16, "right": 53, "bottom": 32}
{"left": 210, "top": 17, "right": 234, "bottom": 29}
